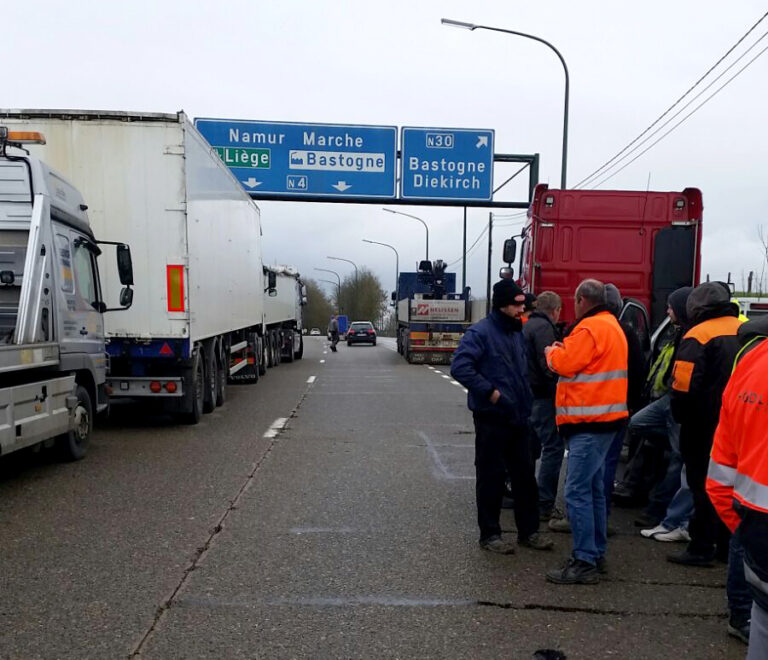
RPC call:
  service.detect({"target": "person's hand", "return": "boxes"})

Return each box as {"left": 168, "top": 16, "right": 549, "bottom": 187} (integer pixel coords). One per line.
{"left": 490, "top": 389, "right": 501, "bottom": 404}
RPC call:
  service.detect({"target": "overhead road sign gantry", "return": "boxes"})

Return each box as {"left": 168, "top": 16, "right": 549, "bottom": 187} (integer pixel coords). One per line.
{"left": 400, "top": 126, "right": 494, "bottom": 202}
{"left": 194, "top": 118, "right": 398, "bottom": 199}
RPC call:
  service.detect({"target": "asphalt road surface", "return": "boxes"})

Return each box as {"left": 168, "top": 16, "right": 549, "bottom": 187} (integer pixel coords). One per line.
{"left": 0, "top": 336, "right": 746, "bottom": 659}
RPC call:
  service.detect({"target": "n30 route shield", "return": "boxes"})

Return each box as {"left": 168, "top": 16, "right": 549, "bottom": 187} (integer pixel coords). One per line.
{"left": 195, "top": 118, "right": 398, "bottom": 199}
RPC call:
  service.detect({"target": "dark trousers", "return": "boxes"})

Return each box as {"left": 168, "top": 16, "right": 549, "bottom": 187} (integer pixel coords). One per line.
{"left": 681, "top": 429, "right": 729, "bottom": 556}
{"left": 473, "top": 413, "right": 539, "bottom": 542}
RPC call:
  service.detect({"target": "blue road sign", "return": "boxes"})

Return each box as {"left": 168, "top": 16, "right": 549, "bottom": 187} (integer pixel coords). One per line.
{"left": 194, "top": 118, "right": 397, "bottom": 199}
{"left": 400, "top": 127, "right": 494, "bottom": 202}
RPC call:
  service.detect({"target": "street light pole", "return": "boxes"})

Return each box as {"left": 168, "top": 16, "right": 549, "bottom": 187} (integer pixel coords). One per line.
{"left": 441, "top": 18, "right": 569, "bottom": 189}
{"left": 327, "top": 256, "right": 360, "bottom": 320}
{"left": 362, "top": 238, "right": 400, "bottom": 304}
{"left": 313, "top": 267, "right": 342, "bottom": 313}
{"left": 382, "top": 208, "right": 429, "bottom": 261}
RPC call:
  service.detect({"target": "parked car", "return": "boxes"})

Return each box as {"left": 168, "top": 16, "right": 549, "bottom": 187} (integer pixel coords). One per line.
{"left": 310, "top": 328, "right": 321, "bottom": 335}
{"left": 347, "top": 321, "right": 377, "bottom": 346}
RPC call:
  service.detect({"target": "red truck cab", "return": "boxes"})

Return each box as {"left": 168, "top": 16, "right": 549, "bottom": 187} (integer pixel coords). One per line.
{"left": 517, "top": 184, "right": 702, "bottom": 330}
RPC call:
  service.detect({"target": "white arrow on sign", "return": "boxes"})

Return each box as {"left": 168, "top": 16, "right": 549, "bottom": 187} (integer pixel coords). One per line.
{"left": 476, "top": 136, "right": 489, "bottom": 149}
{"left": 242, "top": 177, "right": 262, "bottom": 188}
{"left": 332, "top": 181, "right": 352, "bottom": 192}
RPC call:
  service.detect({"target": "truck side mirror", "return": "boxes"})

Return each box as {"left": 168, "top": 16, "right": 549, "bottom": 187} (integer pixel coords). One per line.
{"left": 391, "top": 291, "right": 396, "bottom": 301}
{"left": 116, "top": 244, "right": 134, "bottom": 286}
{"left": 266, "top": 270, "right": 277, "bottom": 294}
{"left": 301, "top": 296, "right": 308, "bottom": 305}
{"left": 503, "top": 238, "right": 517, "bottom": 265}
{"left": 120, "top": 286, "right": 133, "bottom": 308}
{"left": 499, "top": 267, "right": 515, "bottom": 280}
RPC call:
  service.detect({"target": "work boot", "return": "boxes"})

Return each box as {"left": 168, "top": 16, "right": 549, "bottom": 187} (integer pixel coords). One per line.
{"left": 727, "top": 614, "right": 751, "bottom": 644}
{"left": 667, "top": 549, "right": 715, "bottom": 567}
{"left": 519, "top": 532, "right": 554, "bottom": 551}
{"left": 479, "top": 535, "right": 516, "bottom": 555}
{"left": 545, "top": 557, "right": 599, "bottom": 585}
{"left": 548, "top": 517, "right": 572, "bottom": 533}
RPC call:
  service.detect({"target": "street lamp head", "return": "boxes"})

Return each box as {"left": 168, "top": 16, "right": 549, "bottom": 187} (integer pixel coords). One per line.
{"left": 441, "top": 18, "right": 477, "bottom": 30}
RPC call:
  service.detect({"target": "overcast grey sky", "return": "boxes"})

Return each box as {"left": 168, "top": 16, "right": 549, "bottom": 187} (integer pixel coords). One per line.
{"left": 6, "top": 1, "right": 768, "bottom": 299}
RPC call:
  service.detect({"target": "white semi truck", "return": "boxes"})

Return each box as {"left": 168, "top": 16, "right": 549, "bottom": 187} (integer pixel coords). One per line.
{"left": 263, "top": 265, "right": 306, "bottom": 366}
{"left": 0, "top": 110, "right": 275, "bottom": 424}
{"left": 0, "top": 126, "right": 133, "bottom": 459}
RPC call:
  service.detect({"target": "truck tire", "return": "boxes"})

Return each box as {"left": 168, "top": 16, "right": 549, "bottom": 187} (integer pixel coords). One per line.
{"left": 203, "top": 344, "right": 217, "bottom": 414}
{"left": 216, "top": 345, "right": 227, "bottom": 407}
{"left": 295, "top": 334, "right": 304, "bottom": 360}
{"left": 283, "top": 330, "right": 295, "bottom": 363}
{"left": 56, "top": 385, "right": 92, "bottom": 461}
{"left": 181, "top": 350, "right": 205, "bottom": 424}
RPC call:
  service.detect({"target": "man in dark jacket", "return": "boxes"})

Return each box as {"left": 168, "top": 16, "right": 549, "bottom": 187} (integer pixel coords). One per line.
{"left": 523, "top": 291, "right": 563, "bottom": 520}
{"left": 451, "top": 279, "right": 553, "bottom": 554}
{"left": 668, "top": 282, "right": 742, "bottom": 566}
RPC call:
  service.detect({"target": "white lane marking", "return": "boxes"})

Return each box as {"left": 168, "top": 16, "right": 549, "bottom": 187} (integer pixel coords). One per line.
{"left": 307, "top": 376, "right": 316, "bottom": 384}
{"left": 441, "top": 375, "right": 450, "bottom": 379}
{"left": 417, "top": 430, "right": 474, "bottom": 481}
{"left": 290, "top": 527, "right": 353, "bottom": 534}
{"left": 463, "top": 389, "right": 468, "bottom": 394}
{"left": 263, "top": 417, "right": 288, "bottom": 438}
{"left": 320, "top": 359, "right": 326, "bottom": 364}
{"left": 323, "top": 351, "right": 328, "bottom": 355}
{"left": 451, "top": 381, "right": 461, "bottom": 386}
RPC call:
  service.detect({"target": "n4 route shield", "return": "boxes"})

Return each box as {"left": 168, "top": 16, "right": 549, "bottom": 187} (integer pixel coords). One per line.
{"left": 194, "top": 118, "right": 397, "bottom": 199}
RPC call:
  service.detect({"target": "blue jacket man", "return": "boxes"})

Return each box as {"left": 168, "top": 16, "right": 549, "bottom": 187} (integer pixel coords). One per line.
{"left": 451, "top": 279, "right": 552, "bottom": 554}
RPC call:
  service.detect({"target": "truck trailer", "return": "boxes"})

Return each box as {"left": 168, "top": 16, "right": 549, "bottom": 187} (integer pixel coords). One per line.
{"left": 263, "top": 265, "right": 306, "bottom": 365}
{"left": 0, "top": 126, "right": 133, "bottom": 459}
{"left": 0, "top": 110, "right": 273, "bottom": 423}
{"left": 395, "top": 261, "right": 471, "bottom": 364}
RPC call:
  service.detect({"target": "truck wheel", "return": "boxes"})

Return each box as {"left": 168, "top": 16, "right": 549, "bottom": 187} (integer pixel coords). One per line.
{"left": 271, "top": 330, "right": 281, "bottom": 366}
{"left": 56, "top": 385, "right": 92, "bottom": 461}
{"left": 182, "top": 350, "right": 204, "bottom": 424}
{"left": 295, "top": 334, "right": 304, "bottom": 360}
{"left": 216, "top": 346, "right": 227, "bottom": 406}
{"left": 203, "top": 345, "right": 217, "bottom": 414}
{"left": 283, "top": 330, "right": 295, "bottom": 363}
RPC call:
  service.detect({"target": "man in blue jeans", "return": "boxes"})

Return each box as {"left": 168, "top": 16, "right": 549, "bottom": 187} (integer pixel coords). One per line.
{"left": 544, "top": 280, "right": 629, "bottom": 584}
{"left": 522, "top": 291, "right": 563, "bottom": 520}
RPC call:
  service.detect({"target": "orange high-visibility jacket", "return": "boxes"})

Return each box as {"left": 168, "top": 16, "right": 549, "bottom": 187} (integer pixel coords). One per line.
{"left": 707, "top": 337, "right": 768, "bottom": 532}
{"left": 546, "top": 309, "right": 629, "bottom": 432}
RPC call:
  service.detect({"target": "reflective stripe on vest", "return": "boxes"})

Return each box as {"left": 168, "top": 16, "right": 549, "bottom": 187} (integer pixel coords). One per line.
{"left": 556, "top": 402, "right": 628, "bottom": 417}
{"left": 735, "top": 472, "right": 768, "bottom": 511}
{"left": 708, "top": 459, "right": 738, "bottom": 486}
{"left": 559, "top": 369, "right": 628, "bottom": 384}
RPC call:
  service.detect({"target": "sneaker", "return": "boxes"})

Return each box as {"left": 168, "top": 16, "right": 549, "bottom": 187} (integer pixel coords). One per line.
{"left": 596, "top": 556, "right": 607, "bottom": 574}
{"left": 519, "top": 532, "right": 554, "bottom": 551}
{"left": 634, "top": 512, "right": 661, "bottom": 528}
{"left": 546, "top": 557, "right": 599, "bottom": 585}
{"left": 640, "top": 524, "right": 670, "bottom": 539}
{"left": 654, "top": 527, "right": 691, "bottom": 543}
{"left": 548, "top": 517, "right": 572, "bottom": 533}
{"left": 667, "top": 549, "right": 715, "bottom": 567}
{"left": 479, "top": 535, "right": 516, "bottom": 555}
{"left": 727, "top": 616, "right": 750, "bottom": 644}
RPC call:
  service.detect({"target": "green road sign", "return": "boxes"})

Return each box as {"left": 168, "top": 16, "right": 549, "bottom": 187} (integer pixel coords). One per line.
{"left": 214, "top": 146, "right": 270, "bottom": 169}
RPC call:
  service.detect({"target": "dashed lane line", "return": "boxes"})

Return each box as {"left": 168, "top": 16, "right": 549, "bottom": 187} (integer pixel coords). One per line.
{"left": 263, "top": 417, "right": 288, "bottom": 439}
{"left": 307, "top": 376, "right": 317, "bottom": 384}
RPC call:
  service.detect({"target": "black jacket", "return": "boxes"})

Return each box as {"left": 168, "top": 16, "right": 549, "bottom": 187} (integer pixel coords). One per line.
{"left": 522, "top": 311, "right": 560, "bottom": 399}
{"left": 670, "top": 283, "right": 741, "bottom": 441}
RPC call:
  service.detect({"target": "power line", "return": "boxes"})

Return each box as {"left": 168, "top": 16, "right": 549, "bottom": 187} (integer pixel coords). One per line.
{"left": 586, "top": 28, "right": 768, "bottom": 188}
{"left": 575, "top": 10, "right": 768, "bottom": 188}
{"left": 590, "top": 40, "right": 768, "bottom": 188}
